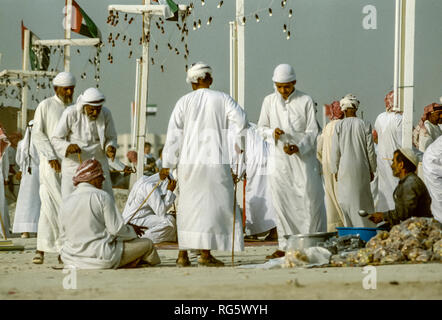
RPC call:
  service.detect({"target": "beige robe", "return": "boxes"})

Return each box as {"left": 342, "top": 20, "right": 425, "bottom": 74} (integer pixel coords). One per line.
{"left": 317, "top": 120, "right": 345, "bottom": 231}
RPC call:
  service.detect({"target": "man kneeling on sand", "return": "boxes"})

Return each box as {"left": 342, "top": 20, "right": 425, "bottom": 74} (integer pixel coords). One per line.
{"left": 59, "top": 159, "right": 160, "bottom": 269}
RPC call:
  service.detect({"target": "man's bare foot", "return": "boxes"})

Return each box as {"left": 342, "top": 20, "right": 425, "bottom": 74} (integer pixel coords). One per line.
{"left": 32, "top": 251, "right": 44, "bottom": 264}
{"left": 265, "top": 250, "right": 285, "bottom": 260}
{"left": 21, "top": 232, "right": 30, "bottom": 238}
{"left": 198, "top": 250, "right": 224, "bottom": 267}
{"left": 176, "top": 250, "right": 191, "bottom": 267}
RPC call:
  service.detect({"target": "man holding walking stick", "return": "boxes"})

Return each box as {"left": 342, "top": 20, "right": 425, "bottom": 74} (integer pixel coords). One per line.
{"left": 161, "top": 62, "right": 248, "bottom": 267}
{"left": 51, "top": 87, "right": 118, "bottom": 199}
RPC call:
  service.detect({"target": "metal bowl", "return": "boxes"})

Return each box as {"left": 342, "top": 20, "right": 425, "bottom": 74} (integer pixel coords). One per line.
{"left": 284, "top": 232, "right": 338, "bottom": 250}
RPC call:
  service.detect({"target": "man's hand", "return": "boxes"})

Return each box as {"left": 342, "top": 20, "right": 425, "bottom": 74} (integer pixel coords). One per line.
{"left": 167, "top": 179, "right": 177, "bottom": 192}
{"left": 66, "top": 144, "right": 81, "bottom": 157}
{"left": 283, "top": 144, "right": 299, "bottom": 155}
{"left": 16, "top": 171, "right": 22, "bottom": 181}
{"left": 49, "top": 159, "right": 61, "bottom": 173}
{"left": 273, "top": 128, "right": 285, "bottom": 142}
{"left": 123, "top": 166, "right": 133, "bottom": 176}
{"left": 159, "top": 168, "right": 170, "bottom": 180}
{"left": 3, "top": 179, "right": 8, "bottom": 186}
{"left": 128, "top": 223, "right": 148, "bottom": 237}
{"left": 106, "top": 146, "right": 116, "bottom": 161}
{"left": 368, "top": 212, "right": 384, "bottom": 224}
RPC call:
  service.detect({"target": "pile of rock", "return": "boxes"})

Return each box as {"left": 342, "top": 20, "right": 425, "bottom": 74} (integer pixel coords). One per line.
{"left": 330, "top": 217, "right": 442, "bottom": 267}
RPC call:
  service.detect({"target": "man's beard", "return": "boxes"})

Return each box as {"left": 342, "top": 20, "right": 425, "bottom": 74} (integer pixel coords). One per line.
{"left": 58, "top": 94, "right": 73, "bottom": 105}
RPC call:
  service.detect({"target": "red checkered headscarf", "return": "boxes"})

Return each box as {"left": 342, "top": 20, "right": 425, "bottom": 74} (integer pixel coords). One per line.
{"left": 324, "top": 100, "right": 344, "bottom": 121}
{"left": 72, "top": 158, "right": 104, "bottom": 186}
{"left": 412, "top": 103, "right": 442, "bottom": 147}
{"left": 127, "top": 150, "right": 138, "bottom": 164}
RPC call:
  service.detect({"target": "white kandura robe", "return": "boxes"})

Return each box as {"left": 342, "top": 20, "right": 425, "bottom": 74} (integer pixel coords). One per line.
{"left": 330, "top": 117, "right": 377, "bottom": 227}
{"left": 243, "top": 125, "right": 276, "bottom": 235}
{"left": 13, "top": 127, "right": 41, "bottom": 233}
{"left": 33, "top": 95, "right": 65, "bottom": 252}
{"left": 422, "top": 135, "right": 442, "bottom": 223}
{"left": 370, "top": 144, "right": 380, "bottom": 210}
{"left": 59, "top": 183, "right": 138, "bottom": 269}
{"left": 317, "top": 119, "right": 345, "bottom": 232}
{"left": 122, "top": 173, "right": 177, "bottom": 243}
{"left": 0, "top": 146, "right": 10, "bottom": 237}
{"left": 51, "top": 103, "right": 117, "bottom": 199}
{"left": 418, "top": 120, "right": 442, "bottom": 152}
{"left": 258, "top": 89, "right": 326, "bottom": 251}
{"left": 374, "top": 111, "right": 402, "bottom": 211}
{"left": 162, "top": 88, "right": 248, "bottom": 251}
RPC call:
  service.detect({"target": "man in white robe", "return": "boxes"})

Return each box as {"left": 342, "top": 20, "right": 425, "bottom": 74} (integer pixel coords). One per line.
{"left": 243, "top": 123, "right": 277, "bottom": 238}
{"left": 258, "top": 64, "right": 326, "bottom": 259}
{"left": 0, "top": 124, "right": 11, "bottom": 238}
{"left": 330, "top": 94, "right": 377, "bottom": 227}
{"left": 161, "top": 62, "right": 248, "bottom": 267}
{"left": 373, "top": 90, "right": 403, "bottom": 212}
{"left": 416, "top": 103, "right": 442, "bottom": 152}
{"left": 422, "top": 136, "right": 442, "bottom": 223}
{"left": 12, "top": 121, "right": 41, "bottom": 238}
{"left": 32, "top": 72, "right": 75, "bottom": 264}
{"left": 317, "top": 101, "right": 345, "bottom": 231}
{"left": 59, "top": 159, "right": 160, "bottom": 269}
{"left": 122, "top": 172, "right": 177, "bottom": 243}
{"left": 51, "top": 87, "right": 118, "bottom": 199}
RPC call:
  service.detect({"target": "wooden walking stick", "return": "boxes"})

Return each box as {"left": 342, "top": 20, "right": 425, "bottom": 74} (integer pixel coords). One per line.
{"left": 232, "top": 162, "right": 239, "bottom": 266}
{"left": 77, "top": 152, "right": 82, "bottom": 164}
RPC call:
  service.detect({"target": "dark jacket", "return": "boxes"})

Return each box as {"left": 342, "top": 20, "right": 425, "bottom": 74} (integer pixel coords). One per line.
{"left": 383, "top": 172, "right": 432, "bottom": 226}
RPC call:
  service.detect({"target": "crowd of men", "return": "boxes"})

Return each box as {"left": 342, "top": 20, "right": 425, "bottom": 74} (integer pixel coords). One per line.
{"left": 0, "top": 62, "right": 440, "bottom": 269}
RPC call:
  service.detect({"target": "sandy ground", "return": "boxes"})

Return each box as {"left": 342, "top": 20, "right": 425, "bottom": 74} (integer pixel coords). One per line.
{"left": 1, "top": 236, "right": 441, "bottom": 300}
{"left": 3, "top": 189, "right": 442, "bottom": 300}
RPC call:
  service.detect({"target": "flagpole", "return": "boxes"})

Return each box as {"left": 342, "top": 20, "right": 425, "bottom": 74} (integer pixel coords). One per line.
{"left": 64, "top": 0, "right": 72, "bottom": 72}
{"left": 20, "top": 29, "right": 30, "bottom": 133}
{"left": 136, "top": 0, "right": 151, "bottom": 180}
{"left": 236, "top": 0, "right": 245, "bottom": 109}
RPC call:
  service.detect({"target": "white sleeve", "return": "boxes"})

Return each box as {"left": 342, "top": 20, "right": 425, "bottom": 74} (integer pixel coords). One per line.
{"left": 101, "top": 193, "right": 137, "bottom": 240}
{"left": 104, "top": 108, "right": 118, "bottom": 150}
{"left": 145, "top": 182, "right": 176, "bottom": 218}
{"left": 32, "top": 101, "right": 58, "bottom": 160}
{"left": 296, "top": 98, "right": 319, "bottom": 156}
{"left": 162, "top": 99, "right": 185, "bottom": 169}
{"left": 257, "top": 96, "right": 274, "bottom": 141}
{"left": 365, "top": 122, "right": 377, "bottom": 173}
{"left": 50, "top": 108, "right": 73, "bottom": 159}
{"left": 330, "top": 122, "right": 341, "bottom": 174}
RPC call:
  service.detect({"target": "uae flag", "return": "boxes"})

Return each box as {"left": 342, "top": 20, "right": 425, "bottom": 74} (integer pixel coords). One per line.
{"left": 21, "top": 22, "right": 50, "bottom": 71}
{"left": 153, "top": 0, "right": 179, "bottom": 21}
{"left": 69, "top": 0, "right": 101, "bottom": 39}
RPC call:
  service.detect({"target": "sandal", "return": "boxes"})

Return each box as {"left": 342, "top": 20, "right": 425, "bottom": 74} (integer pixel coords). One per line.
{"left": 265, "top": 250, "right": 285, "bottom": 260}
{"left": 176, "top": 257, "right": 191, "bottom": 267}
{"left": 32, "top": 252, "right": 44, "bottom": 264}
{"left": 197, "top": 255, "right": 225, "bottom": 267}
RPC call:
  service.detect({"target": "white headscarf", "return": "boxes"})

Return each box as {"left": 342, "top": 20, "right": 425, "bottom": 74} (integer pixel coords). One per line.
{"left": 272, "top": 64, "right": 296, "bottom": 83}
{"left": 75, "top": 87, "right": 106, "bottom": 112}
{"left": 52, "top": 71, "right": 76, "bottom": 87}
{"left": 186, "top": 62, "right": 212, "bottom": 84}
{"left": 339, "top": 94, "right": 360, "bottom": 111}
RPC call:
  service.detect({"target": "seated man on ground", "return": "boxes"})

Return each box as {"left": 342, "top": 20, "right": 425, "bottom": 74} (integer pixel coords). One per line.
{"left": 368, "top": 148, "right": 432, "bottom": 228}
{"left": 122, "top": 171, "right": 177, "bottom": 244}
{"left": 59, "top": 159, "right": 160, "bottom": 269}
